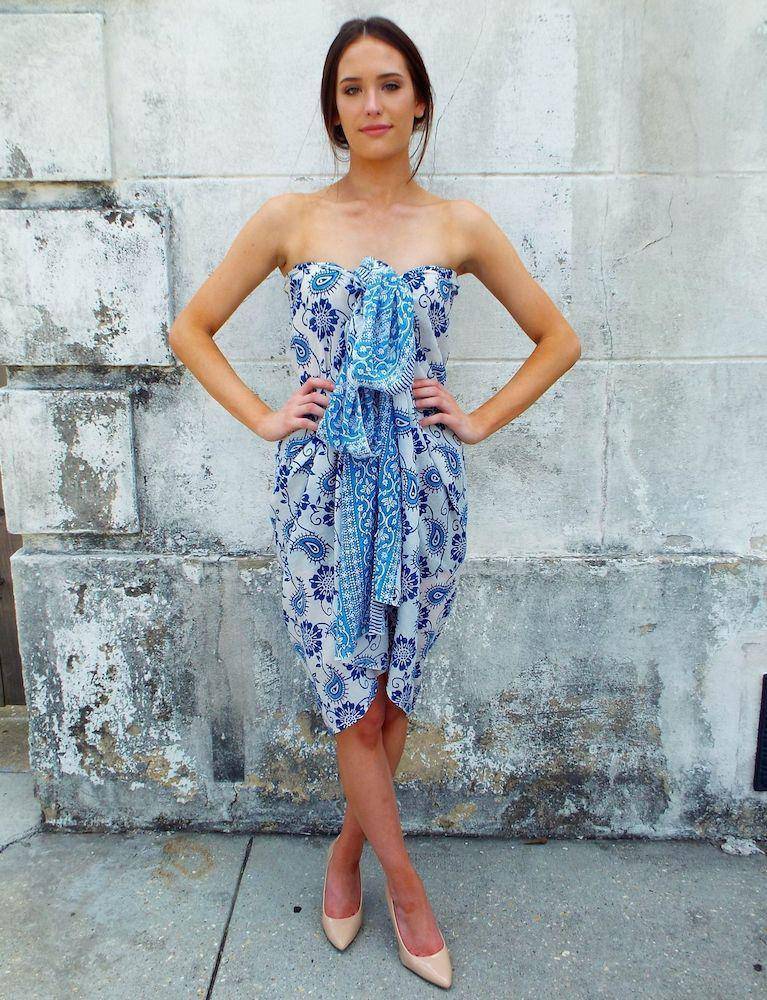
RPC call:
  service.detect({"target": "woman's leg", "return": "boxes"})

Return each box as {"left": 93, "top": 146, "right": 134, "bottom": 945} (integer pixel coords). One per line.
{"left": 323, "top": 674, "right": 407, "bottom": 918}
{"left": 325, "top": 673, "right": 444, "bottom": 955}
{"left": 338, "top": 681, "right": 410, "bottom": 850}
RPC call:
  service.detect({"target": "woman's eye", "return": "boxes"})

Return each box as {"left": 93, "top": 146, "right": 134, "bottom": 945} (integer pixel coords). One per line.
{"left": 343, "top": 83, "right": 400, "bottom": 96}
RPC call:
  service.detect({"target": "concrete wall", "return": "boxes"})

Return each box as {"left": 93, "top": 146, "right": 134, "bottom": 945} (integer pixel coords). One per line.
{"left": 1, "top": 2, "right": 765, "bottom": 836}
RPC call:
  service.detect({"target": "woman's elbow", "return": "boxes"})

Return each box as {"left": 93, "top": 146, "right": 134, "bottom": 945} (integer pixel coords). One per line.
{"left": 553, "top": 324, "right": 581, "bottom": 368}
{"left": 168, "top": 313, "right": 203, "bottom": 357}
{"left": 168, "top": 318, "right": 199, "bottom": 363}
{"left": 167, "top": 322, "right": 184, "bottom": 359}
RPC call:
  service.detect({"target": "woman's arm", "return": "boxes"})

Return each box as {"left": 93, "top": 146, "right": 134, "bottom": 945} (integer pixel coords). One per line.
{"left": 451, "top": 199, "right": 582, "bottom": 444}
{"left": 168, "top": 194, "right": 333, "bottom": 442}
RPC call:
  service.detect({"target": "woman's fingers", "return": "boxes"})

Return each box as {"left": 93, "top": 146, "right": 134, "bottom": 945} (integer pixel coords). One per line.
{"left": 294, "top": 389, "right": 332, "bottom": 408}
{"left": 272, "top": 377, "right": 338, "bottom": 437}
{"left": 299, "top": 375, "right": 335, "bottom": 393}
{"left": 412, "top": 379, "right": 462, "bottom": 428}
{"left": 293, "top": 400, "right": 327, "bottom": 418}
{"left": 413, "top": 387, "right": 457, "bottom": 416}
{"left": 413, "top": 392, "right": 444, "bottom": 408}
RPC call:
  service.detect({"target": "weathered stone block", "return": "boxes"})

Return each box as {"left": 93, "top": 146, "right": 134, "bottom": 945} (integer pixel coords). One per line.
{"left": 0, "top": 389, "right": 139, "bottom": 534}
{"left": 433, "top": 2, "right": 624, "bottom": 173}
{"left": 620, "top": 2, "right": 767, "bottom": 172}
{"left": 438, "top": 173, "right": 767, "bottom": 363}
{"left": 132, "top": 362, "right": 294, "bottom": 554}
{"left": 0, "top": 13, "right": 110, "bottom": 180}
{"left": 577, "top": 175, "right": 767, "bottom": 358}
{"left": 452, "top": 360, "right": 605, "bottom": 557}
{"left": 11, "top": 551, "right": 767, "bottom": 838}
{"left": 0, "top": 208, "right": 172, "bottom": 366}
{"left": 606, "top": 362, "right": 767, "bottom": 555}
{"left": 12, "top": 552, "right": 305, "bottom": 829}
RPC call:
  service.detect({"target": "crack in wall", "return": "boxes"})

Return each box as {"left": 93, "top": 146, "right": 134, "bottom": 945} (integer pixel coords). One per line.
{"left": 429, "top": 1, "right": 488, "bottom": 175}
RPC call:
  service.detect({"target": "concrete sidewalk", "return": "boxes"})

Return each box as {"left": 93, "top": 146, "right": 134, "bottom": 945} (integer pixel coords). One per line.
{"left": 1, "top": 706, "right": 765, "bottom": 999}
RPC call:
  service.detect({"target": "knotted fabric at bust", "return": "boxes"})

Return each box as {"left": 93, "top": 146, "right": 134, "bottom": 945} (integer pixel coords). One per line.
{"left": 316, "top": 259, "right": 418, "bottom": 662}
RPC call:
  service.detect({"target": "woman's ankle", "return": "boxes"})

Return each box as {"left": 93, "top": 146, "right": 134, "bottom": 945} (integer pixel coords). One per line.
{"left": 385, "top": 862, "right": 425, "bottom": 901}
{"left": 333, "top": 830, "right": 364, "bottom": 865}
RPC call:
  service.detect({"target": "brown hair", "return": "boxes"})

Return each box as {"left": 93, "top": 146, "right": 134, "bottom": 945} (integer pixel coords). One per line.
{"left": 320, "top": 17, "right": 435, "bottom": 183}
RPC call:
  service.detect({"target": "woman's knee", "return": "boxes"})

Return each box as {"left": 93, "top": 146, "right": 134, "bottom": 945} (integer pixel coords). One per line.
{"left": 342, "top": 681, "right": 387, "bottom": 747}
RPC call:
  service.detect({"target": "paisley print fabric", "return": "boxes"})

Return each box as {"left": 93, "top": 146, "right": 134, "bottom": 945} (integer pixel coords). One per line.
{"left": 316, "top": 262, "right": 420, "bottom": 661}
{"left": 270, "top": 255, "right": 469, "bottom": 735}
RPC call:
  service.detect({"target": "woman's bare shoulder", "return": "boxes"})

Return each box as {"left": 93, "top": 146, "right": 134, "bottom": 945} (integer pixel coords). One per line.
{"left": 261, "top": 188, "right": 334, "bottom": 232}
{"left": 444, "top": 197, "right": 488, "bottom": 223}
{"left": 250, "top": 190, "right": 306, "bottom": 224}
{"left": 240, "top": 192, "right": 312, "bottom": 270}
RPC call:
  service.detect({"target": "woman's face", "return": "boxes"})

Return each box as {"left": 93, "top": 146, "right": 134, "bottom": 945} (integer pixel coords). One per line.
{"left": 334, "top": 36, "right": 425, "bottom": 158}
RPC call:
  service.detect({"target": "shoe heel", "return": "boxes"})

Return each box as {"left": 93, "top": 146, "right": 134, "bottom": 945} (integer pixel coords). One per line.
{"left": 384, "top": 882, "right": 452, "bottom": 988}
{"left": 321, "top": 835, "right": 362, "bottom": 951}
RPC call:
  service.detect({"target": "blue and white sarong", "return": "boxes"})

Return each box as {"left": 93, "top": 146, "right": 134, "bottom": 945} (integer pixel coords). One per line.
{"left": 316, "top": 262, "right": 418, "bottom": 659}
{"left": 270, "top": 255, "right": 469, "bottom": 734}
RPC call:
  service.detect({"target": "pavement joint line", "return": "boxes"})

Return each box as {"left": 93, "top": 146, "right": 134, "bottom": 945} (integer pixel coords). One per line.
{"left": 205, "top": 834, "right": 254, "bottom": 999}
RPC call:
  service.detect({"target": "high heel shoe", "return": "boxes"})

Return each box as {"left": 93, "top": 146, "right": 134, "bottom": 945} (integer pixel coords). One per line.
{"left": 384, "top": 882, "right": 452, "bottom": 989}
{"left": 321, "top": 835, "right": 362, "bottom": 950}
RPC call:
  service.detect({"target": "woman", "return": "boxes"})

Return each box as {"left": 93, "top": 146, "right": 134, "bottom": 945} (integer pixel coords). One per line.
{"left": 169, "top": 16, "right": 580, "bottom": 990}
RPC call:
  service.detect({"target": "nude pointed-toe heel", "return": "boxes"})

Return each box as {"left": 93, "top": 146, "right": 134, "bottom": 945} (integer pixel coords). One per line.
{"left": 384, "top": 882, "right": 453, "bottom": 989}
{"left": 321, "top": 835, "right": 362, "bottom": 950}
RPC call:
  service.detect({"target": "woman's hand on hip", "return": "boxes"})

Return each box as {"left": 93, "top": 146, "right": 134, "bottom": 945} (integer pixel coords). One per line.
{"left": 255, "top": 376, "right": 336, "bottom": 442}
{"left": 412, "top": 377, "right": 486, "bottom": 445}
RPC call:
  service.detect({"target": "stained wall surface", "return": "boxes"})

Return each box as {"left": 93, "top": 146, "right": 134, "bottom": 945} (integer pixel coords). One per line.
{"left": 1, "top": 3, "right": 765, "bottom": 835}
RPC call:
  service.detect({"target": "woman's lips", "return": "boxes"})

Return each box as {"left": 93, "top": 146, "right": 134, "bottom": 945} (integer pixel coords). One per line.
{"left": 361, "top": 125, "right": 392, "bottom": 134}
